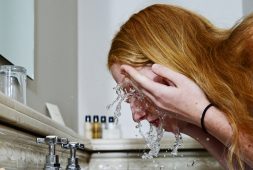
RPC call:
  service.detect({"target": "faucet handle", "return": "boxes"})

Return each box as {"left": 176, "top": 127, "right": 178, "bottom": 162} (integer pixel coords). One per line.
{"left": 58, "top": 137, "right": 68, "bottom": 145}
{"left": 62, "top": 142, "right": 85, "bottom": 150}
{"left": 36, "top": 135, "right": 68, "bottom": 145}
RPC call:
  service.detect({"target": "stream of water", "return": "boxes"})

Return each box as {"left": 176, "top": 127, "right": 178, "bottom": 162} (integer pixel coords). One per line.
{"left": 106, "top": 82, "right": 183, "bottom": 158}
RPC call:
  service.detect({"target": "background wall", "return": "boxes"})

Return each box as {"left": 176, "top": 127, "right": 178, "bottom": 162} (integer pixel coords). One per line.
{"left": 78, "top": 0, "right": 251, "bottom": 138}
{"left": 28, "top": 0, "right": 78, "bottom": 131}
{"left": 243, "top": 0, "right": 253, "bottom": 15}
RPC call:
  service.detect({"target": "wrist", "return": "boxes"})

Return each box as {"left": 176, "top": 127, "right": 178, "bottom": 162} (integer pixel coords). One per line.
{"left": 200, "top": 103, "right": 215, "bottom": 133}
{"left": 201, "top": 106, "right": 232, "bottom": 146}
{"left": 190, "top": 99, "right": 211, "bottom": 128}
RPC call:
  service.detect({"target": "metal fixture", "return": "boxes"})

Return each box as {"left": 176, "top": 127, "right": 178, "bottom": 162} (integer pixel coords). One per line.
{"left": 62, "top": 142, "right": 85, "bottom": 170}
{"left": 36, "top": 135, "right": 68, "bottom": 170}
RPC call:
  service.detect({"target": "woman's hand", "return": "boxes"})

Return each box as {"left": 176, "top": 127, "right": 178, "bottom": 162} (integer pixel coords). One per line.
{"left": 120, "top": 64, "right": 210, "bottom": 127}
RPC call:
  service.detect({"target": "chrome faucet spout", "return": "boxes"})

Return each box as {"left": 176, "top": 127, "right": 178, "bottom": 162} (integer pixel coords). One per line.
{"left": 62, "top": 142, "right": 85, "bottom": 170}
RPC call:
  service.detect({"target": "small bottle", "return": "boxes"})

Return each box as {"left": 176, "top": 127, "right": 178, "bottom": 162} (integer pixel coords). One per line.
{"left": 92, "top": 115, "right": 102, "bottom": 139}
{"left": 104, "top": 116, "right": 121, "bottom": 139}
{"left": 100, "top": 116, "right": 107, "bottom": 139}
{"left": 107, "top": 116, "right": 115, "bottom": 129}
{"left": 84, "top": 115, "right": 92, "bottom": 139}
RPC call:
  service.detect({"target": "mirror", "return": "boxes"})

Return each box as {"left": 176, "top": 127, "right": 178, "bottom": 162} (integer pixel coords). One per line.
{"left": 0, "top": 0, "right": 34, "bottom": 79}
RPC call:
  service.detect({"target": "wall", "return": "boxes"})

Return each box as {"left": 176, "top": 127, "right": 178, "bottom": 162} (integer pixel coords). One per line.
{"left": 243, "top": 0, "right": 253, "bottom": 16}
{"left": 78, "top": 0, "right": 245, "bottom": 138}
{"left": 25, "top": 0, "right": 78, "bottom": 132}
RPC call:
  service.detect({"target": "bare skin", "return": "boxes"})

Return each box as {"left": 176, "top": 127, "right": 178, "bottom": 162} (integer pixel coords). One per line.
{"left": 111, "top": 63, "right": 253, "bottom": 168}
{"left": 111, "top": 63, "right": 230, "bottom": 168}
{"left": 119, "top": 64, "right": 232, "bottom": 144}
{"left": 116, "top": 63, "right": 253, "bottom": 168}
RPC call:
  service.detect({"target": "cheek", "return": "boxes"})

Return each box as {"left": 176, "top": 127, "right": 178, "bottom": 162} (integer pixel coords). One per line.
{"left": 129, "top": 98, "right": 153, "bottom": 116}
{"left": 130, "top": 100, "right": 147, "bottom": 122}
{"left": 129, "top": 99, "right": 144, "bottom": 113}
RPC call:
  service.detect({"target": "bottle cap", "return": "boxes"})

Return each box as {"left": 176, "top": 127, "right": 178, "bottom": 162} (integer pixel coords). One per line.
{"left": 85, "top": 115, "right": 91, "bottom": 122}
{"left": 108, "top": 116, "right": 115, "bottom": 123}
{"left": 101, "top": 116, "right": 106, "bottom": 123}
{"left": 93, "top": 115, "right": 99, "bottom": 122}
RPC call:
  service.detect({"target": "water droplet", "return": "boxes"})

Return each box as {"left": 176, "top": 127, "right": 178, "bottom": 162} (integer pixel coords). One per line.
{"left": 171, "top": 131, "right": 183, "bottom": 156}
{"left": 107, "top": 82, "right": 184, "bottom": 161}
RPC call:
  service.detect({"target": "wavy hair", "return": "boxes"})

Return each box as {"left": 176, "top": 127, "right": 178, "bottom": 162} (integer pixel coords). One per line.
{"left": 108, "top": 4, "right": 253, "bottom": 169}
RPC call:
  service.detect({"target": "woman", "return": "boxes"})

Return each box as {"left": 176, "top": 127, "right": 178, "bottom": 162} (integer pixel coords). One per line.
{"left": 108, "top": 4, "right": 253, "bottom": 170}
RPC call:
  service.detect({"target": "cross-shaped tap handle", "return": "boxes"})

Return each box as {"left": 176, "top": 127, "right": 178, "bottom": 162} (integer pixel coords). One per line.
{"left": 37, "top": 135, "right": 68, "bottom": 145}
{"left": 62, "top": 142, "right": 84, "bottom": 149}
{"left": 62, "top": 142, "right": 84, "bottom": 158}
{"left": 36, "top": 136, "right": 68, "bottom": 155}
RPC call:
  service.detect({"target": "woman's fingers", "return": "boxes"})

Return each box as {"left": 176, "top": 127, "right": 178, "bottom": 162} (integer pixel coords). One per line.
{"left": 152, "top": 64, "right": 185, "bottom": 86}
{"left": 120, "top": 65, "right": 170, "bottom": 96}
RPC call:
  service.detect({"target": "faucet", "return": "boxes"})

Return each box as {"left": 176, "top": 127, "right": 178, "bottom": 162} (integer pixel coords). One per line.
{"left": 62, "top": 142, "right": 85, "bottom": 170}
{"left": 36, "top": 135, "right": 68, "bottom": 170}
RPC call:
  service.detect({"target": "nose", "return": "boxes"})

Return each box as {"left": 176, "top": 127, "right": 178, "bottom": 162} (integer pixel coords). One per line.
{"left": 130, "top": 102, "right": 146, "bottom": 122}
{"left": 132, "top": 111, "right": 146, "bottom": 122}
{"left": 132, "top": 112, "right": 146, "bottom": 122}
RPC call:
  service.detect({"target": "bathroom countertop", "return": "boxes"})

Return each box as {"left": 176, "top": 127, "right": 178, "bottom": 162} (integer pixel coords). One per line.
{"left": 87, "top": 135, "right": 202, "bottom": 151}
{"left": 0, "top": 92, "right": 85, "bottom": 143}
{"left": 0, "top": 92, "right": 203, "bottom": 152}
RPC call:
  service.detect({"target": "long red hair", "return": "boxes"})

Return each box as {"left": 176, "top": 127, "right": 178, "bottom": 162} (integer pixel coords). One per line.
{"left": 108, "top": 4, "right": 253, "bottom": 169}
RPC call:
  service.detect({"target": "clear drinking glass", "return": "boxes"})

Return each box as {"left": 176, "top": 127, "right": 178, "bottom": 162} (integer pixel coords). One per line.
{"left": 0, "top": 65, "right": 27, "bottom": 104}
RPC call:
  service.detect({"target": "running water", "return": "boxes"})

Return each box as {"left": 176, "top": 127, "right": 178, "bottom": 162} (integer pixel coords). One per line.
{"left": 106, "top": 81, "right": 183, "bottom": 158}
{"left": 106, "top": 84, "right": 127, "bottom": 124}
{"left": 137, "top": 119, "right": 164, "bottom": 159}
{"left": 170, "top": 130, "right": 183, "bottom": 156}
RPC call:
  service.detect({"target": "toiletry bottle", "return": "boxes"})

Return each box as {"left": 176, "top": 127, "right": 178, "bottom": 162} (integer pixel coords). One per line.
{"left": 100, "top": 116, "right": 107, "bottom": 139}
{"left": 106, "top": 116, "right": 121, "bottom": 139}
{"left": 92, "top": 115, "right": 102, "bottom": 139}
{"left": 84, "top": 115, "right": 92, "bottom": 139}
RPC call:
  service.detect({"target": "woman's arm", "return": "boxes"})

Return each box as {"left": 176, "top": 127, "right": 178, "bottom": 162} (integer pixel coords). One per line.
{"left": 121, "top": 64, "right": 253, "bottom": 167}
{"left": 161, "top": 116, "right": 228, "bottom": 168}
{"left": 181, "top": 123, "right": 228, "bottom": 168}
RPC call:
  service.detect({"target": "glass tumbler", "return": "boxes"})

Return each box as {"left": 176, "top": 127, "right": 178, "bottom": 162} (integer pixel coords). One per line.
{"left": 0, "top": 65, "right": 27, "bottom": 104}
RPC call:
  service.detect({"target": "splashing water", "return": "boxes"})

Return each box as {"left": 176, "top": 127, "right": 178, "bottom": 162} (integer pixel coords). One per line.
{"left": 106, "top": 84, "right": 126, "bottom": 124}
{"left": 137, "top": 119, "right": 164, "bottom": 159}
{"left": 106, "top": 81, "right": 183, "bottom": 158}
{"left": 171, "top": 130, "right": 183, "bottom": 156}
